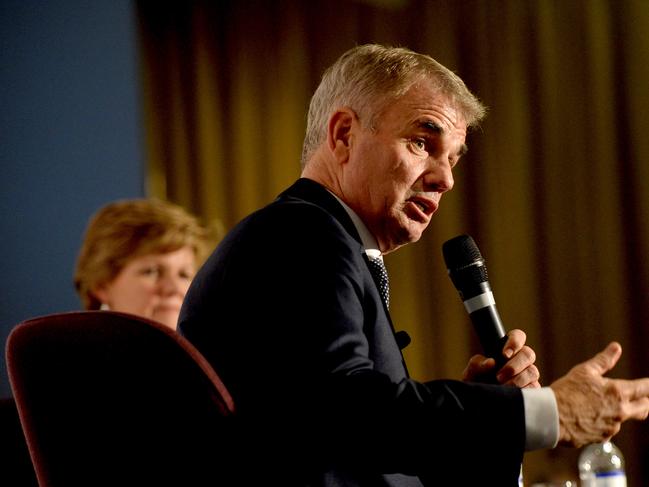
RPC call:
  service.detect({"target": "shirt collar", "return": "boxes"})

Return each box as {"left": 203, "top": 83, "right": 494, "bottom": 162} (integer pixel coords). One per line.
{"left": 328, "top": 191, "right": 382, "bottom": 260}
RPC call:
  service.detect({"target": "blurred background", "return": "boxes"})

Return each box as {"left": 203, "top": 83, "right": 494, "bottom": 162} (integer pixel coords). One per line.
{"left": 2, "top": 0, "right": 648, "bottom": 484}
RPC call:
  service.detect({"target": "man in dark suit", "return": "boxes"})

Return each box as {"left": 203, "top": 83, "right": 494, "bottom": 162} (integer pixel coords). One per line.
{"left": 179, "top": 44, "right": 649, "bottom": 486}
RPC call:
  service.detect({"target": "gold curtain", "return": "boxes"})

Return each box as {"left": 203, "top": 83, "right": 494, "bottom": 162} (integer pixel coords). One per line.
{"left": 136, "top": 0, "right": 649, "bottom": 483}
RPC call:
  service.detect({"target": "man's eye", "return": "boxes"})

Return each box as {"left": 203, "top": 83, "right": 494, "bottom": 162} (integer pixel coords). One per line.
{"left": 413, "top": 139, "right": 426, "bottom": 151}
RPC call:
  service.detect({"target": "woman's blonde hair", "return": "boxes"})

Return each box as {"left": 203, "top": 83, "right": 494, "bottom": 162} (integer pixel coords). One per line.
{"left": 74, "top": 198, "right": 211, "bottom": 310}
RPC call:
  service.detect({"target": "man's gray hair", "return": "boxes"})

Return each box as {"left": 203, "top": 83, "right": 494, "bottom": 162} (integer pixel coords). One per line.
{"left": 301, "top": 44, "right": 487, "bottom": 168}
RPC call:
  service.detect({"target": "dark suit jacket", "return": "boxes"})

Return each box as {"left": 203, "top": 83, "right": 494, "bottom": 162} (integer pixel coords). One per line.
{"left": 179, "top": 178, "right": 525, "bottom": 486}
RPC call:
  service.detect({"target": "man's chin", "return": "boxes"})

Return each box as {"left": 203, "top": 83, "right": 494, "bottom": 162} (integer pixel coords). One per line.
{"left": 402, "top": 224, "right": 425, "bottom": 245}
{"left": 383, "top": 232, "right": 422, "bottom": 255}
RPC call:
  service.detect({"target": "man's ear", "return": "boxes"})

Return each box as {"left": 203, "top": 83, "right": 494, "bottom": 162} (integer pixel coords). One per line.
{"left": 327, "top": 108, "right": 357, "bottom": 164}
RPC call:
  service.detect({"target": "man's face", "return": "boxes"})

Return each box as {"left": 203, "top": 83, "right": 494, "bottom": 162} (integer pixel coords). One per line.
{"left": 341, "top": 81, "right": 468, "bottom": 254}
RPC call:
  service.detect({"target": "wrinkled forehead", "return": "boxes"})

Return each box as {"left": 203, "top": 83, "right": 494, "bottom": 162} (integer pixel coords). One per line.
{"left": 376, "top": 80, "right": 468, "bottom": 130}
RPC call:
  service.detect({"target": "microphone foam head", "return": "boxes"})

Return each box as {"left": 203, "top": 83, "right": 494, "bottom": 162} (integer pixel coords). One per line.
{"left": 442, "top": 234, "right": 482, "bottom": 270}
{"left": 442, "top": 234, "right": 489, "bottom": 290}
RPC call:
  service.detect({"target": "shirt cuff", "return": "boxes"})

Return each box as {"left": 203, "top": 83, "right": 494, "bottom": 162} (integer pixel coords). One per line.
{"left": 521, "top": 386, "right": 559, "bottom": 451}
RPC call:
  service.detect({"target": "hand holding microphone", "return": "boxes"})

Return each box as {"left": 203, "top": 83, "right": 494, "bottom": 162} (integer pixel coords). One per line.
{"left": 442, "top": 234, "right": 540, "bottom": 388}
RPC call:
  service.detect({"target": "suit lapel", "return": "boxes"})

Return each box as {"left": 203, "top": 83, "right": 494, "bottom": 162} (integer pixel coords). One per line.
{"left": 279, "top": 178, "right": 411, "bottom": 377}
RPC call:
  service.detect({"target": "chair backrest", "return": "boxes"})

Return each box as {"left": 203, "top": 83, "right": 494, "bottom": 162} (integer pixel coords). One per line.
{"left": 6, "top": 311, "right": 237, "bottom": 486}
{"left": 0, "top": 397, "right": 38, "bottom": 486}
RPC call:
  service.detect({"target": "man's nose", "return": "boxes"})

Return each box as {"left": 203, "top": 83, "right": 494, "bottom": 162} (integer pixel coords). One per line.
{"left": 424, "top": 159, "right": 454, "bottom": 193}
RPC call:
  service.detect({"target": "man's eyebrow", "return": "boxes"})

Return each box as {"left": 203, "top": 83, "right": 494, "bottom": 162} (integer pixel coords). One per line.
{"left": 420, "top": 120, "right": 443, "bottom": 133}
{"left": 418, "top": 121, "right": 469, "bottom": 157}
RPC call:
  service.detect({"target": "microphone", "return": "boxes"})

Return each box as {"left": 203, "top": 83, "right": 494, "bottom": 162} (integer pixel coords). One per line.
{"left": 442, "top": 234, "right": 509, "bottom": 371}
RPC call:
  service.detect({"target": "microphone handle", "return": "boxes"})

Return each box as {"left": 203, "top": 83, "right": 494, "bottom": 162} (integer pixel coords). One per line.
{"left": 467, "top": 305, "right": 509, "bottom": 381}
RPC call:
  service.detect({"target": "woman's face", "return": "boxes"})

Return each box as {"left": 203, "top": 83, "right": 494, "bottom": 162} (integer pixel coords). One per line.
{"left": 94, "top": 246, "right": 196, "bottom": 330}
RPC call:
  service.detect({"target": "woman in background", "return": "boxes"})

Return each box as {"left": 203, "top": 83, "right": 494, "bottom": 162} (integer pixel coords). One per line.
{"left": 74, "top": 198, "right": 211, "bottom": 330}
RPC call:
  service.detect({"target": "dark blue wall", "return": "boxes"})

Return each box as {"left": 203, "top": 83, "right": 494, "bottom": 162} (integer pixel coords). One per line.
{"left": 0, "top": 0, "right": 145, "bottom": 397}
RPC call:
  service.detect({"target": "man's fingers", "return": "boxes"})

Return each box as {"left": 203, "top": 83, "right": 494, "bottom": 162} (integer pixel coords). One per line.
{"left": 503, "top": 329, "right": 526, "bottom": 358}
{"left": 626, "top": 397, "right": 649, "bottom": 420}
{"left": 462, "top": 354, "right": 494, "bottom": 381}
{"left": 627, "top": 377, "right": 649, "bottom": 401}
{"left": 504, "top": 365, "right": 540, "bottom": 388}
{"left": 586, "top": 341, "right": 622, "bottom": 375}
{"left": 497, "top": 345, "right": 536, "bottom": 381}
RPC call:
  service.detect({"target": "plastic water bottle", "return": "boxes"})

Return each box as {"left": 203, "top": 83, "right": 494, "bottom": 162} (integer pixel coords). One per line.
{"left": 578, "top": 441, "right": 627, "bottom": 486}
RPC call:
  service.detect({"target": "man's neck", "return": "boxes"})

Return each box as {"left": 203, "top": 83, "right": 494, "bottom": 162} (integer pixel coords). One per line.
{"left": 327, "top": 190, "right": 381, "bottom": 257}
